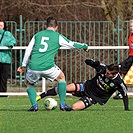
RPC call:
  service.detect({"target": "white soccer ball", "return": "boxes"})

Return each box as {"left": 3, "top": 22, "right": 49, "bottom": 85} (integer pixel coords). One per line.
{"left": 44, "top": 98, "right": 58, "bottom": 110}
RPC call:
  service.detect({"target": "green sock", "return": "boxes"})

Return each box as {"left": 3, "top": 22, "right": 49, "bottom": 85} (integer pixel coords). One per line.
{"left": 57, "top": 81, "right": 66, "bottom": 105}
{"left": 26, "top": 86, "right": 37, "bottom": 106}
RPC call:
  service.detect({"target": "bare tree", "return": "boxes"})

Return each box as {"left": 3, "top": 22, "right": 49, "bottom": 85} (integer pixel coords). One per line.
{"left": 1, "top": 0, "right": 133, "bottom": 22}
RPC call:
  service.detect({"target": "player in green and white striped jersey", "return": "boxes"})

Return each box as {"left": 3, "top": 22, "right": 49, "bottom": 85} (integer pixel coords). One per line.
{"left": 17, "top": 16, "right": 89, "bottom": 111}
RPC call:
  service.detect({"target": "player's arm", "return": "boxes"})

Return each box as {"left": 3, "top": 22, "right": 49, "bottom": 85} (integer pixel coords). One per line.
{"left": 117, "top": 76, "right": 129, "bottom": 110}
{"left": 17, "top": 36, "right": 35, "bottom": 74}
{"left": 119, "top": 85, "right": 129, "bottom": 111}
{"left": 1, "top": 31, "right": 16, "bottom": 48}
{"left": 85, "top": 59, "right": 104, "bottom": 72}
{"left": 59, "top": 34, "right": 89, "bottom": 51}
{"left": 122, "top": 94, "right": 129, "bottom": 111}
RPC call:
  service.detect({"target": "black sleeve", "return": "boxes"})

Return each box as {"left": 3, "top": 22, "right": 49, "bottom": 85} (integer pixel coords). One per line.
{"left": 85, "top": 59, "right": 101, "bottom": 69}
{"left": 116, "top": 75, "right": 128, "bottom": 96}
{"left": 85, "top": 59, "right": 104, "bottom": 73}
{"left": 85, "top": 59, "right": 100, "bottom": 67}
{"left": 122, "top": 95, "right": 129, "bottom": 110}
{"left": 115, "top": 75, "right": 129, "bottom": 110}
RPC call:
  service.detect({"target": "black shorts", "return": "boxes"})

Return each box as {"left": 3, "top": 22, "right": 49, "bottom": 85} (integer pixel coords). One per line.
{"left": 73, "top": 82, "right": 97, "bottom": 108}
{"left": 80, "top": 96, "right": 97, "bottom": 109}
{"left": 120, "top": 56, "right": 133, "bottom": 75}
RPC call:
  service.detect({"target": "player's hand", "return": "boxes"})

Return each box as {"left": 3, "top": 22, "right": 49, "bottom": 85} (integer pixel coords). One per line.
{"left": 17, "top": 67, "right": 25, "bottom": 74}
{"left": 8, "top": 46, "right": 13, "bottom": 49}
{"left": 84, "top": 47, "right": 89, "bottom": 52}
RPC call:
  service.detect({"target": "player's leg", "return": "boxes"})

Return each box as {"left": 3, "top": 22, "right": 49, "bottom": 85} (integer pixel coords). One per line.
{"left": 36, "top": 83, "right": 76, "bottom": 101}
{"left": 72, "top": 100, "right": 86, "bottom": 110}
{"left": 40, "top": 65, "right": 71, "bottom": 111}
{"left": 66, "top": 83, "right": 76, "bottom": 94}
{"left": 72, "top": 96, "right": 97, "bottom": 110}
{"left": 36, "top": 87, "right": 58, "bottom": 101}
{"left": 113, "top": 57, "right": 132, "bottom": 99}
{"left": 56, "top": 70, "right": 72, "bottom": 111}
{"left": 27, "top": 83, "right": 38, "bottom": 111}
{"left": 113, "top": 92, "right": 123, "bottom": 100}
{"left": 36, "top": 81, "right": 67, "bottom": 105}
{"left": 55, "top": 70, "right": 66, "bottom": 105}
{"left": 119, "top": 56, "right": 132, "bottom": 76}
{"left": 26, "top": 68, "right": 40, "bottom": 111}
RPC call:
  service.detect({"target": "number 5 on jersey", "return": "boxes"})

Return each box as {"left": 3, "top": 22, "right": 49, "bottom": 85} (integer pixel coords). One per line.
{"left": 39, "top": 37, "right": 49, "bottom": 52}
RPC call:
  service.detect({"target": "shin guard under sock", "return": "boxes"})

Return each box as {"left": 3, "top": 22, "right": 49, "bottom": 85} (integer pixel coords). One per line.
{"left": 26, "top": 86, "right": 37, "bottom": 106}
{"left": 57, "top": 81, "right": 66, "bottom": 105}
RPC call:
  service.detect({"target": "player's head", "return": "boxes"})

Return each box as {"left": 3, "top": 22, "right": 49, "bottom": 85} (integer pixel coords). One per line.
{"left": 45, "top": 16, "right": 58, "bottom": 31}
{"left": 106, "top": 64, "right": 120, "bottom": 78}
{"left": 0, "top": 19, "right": 6, "bottom": 30}
{"left": 130, "top": 19, "right": 133, "bottom": 33}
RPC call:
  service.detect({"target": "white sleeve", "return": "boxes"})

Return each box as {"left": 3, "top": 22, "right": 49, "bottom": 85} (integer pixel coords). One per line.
{"left": 59, "top": 34, "right": 88, "bottom": 50}
{"left": 59, "top": 35, "right": 75, "bottom": 49}
{"left": 22, "top": 36, "right": 35, "bottom": 67}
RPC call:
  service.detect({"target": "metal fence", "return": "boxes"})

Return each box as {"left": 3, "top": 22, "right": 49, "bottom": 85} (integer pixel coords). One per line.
{"left": 1, "top": 15, "right": 131, "bottom": 90}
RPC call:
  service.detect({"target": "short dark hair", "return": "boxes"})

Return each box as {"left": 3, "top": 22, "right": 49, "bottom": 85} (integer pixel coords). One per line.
{"left": 106, "top": 64, "right": 120, "bottom": 74}
{"left": 46, "top": 16, "right": 58, "bottom": 28}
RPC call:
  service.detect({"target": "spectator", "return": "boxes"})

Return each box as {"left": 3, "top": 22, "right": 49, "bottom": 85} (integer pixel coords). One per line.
{"left": 113, "top": 19, "right": 133, "bottom": 99}
{"left": 0, "top": 19, "right": 16, "bottom": 96}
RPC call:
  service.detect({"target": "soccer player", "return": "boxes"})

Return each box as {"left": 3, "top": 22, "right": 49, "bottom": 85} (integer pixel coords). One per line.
{"left": 113, "top": 19, "right": 133, "bottom": 99}
{"left": 36, "top": 59, "right": 129, "bottom": 111}
{"left": 17, "top": 16, "right": 89, "bottom": 111}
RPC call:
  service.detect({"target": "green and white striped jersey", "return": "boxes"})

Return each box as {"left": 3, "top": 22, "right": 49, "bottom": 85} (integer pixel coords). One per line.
{"left": 22, "top": 29, "right": 88, "bottom": 71}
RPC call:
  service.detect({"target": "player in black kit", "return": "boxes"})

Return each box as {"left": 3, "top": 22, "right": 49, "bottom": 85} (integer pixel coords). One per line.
{"left": 36, "top": 59, "right": 129, "bottom": 111}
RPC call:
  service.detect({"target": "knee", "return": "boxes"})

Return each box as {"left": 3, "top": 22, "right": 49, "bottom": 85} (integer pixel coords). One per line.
{"left": 71, "top": 104, "right": 83, "bottom": 111}
{"left": 25, "top": 79, "right": 33, "bottom": 86}
{"left": 71, "top": 100, "right": 86, "bottom": 111}
{"left": 71, "top": 104, "right": 78, "bottom": 111}
{"left": 57, "top": 71, "right": 65, "bottom": 81}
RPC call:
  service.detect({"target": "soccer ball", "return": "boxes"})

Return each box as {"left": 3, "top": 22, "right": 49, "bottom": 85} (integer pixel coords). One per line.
{"left": 44, "top": 98, "right": 58, "bottom": 110}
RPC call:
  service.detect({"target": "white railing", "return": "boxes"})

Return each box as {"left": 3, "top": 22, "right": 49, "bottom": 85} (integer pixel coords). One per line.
{"left": 0, "top": 46, "right": 129, "bottom": 50}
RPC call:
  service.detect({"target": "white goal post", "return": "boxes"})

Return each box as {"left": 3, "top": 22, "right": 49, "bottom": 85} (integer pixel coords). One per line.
{"left": 0, "top": 46, "right": 132, "bottom": 96}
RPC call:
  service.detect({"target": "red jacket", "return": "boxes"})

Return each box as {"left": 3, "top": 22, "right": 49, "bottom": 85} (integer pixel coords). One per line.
{"left": 128, "top": 34, "right": 133, "bottom": 56}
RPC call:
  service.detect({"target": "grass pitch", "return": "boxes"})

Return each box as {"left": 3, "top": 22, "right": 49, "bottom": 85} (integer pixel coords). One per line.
{"left": 0, "top": 96, "right": 132, "bottom": 133}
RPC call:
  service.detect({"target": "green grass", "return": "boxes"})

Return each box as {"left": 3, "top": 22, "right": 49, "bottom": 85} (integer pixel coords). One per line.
{"left": 0, "top": 96, "right": 133, "bottom": 133}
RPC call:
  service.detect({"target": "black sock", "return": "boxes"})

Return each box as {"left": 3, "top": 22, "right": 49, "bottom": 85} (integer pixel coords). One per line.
{"left": 40, "top": 87, "right": 57, "bottom": 99}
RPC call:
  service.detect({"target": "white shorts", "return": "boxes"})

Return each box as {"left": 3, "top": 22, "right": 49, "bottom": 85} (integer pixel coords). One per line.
{"left": 26, "top": 65, "right": 61, "bottom": 84}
